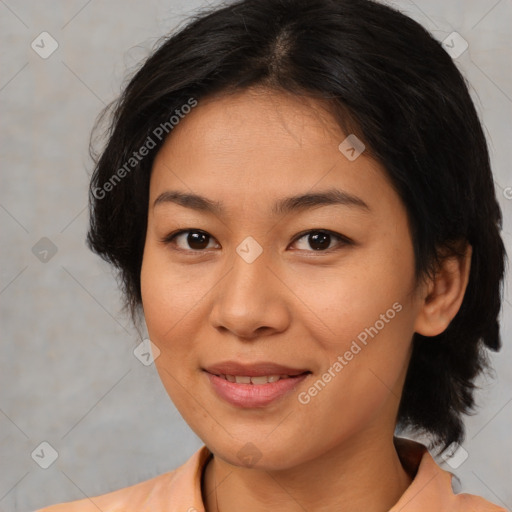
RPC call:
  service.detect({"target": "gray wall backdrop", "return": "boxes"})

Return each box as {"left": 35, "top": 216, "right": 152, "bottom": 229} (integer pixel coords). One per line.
{"left": 1, "top": 1, "right": 511, "bottom": 511}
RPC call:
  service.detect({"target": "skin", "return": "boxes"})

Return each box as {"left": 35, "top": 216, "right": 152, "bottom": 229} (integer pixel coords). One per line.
{"left": 140, "top": 86, "right": 472, "bottom": 512}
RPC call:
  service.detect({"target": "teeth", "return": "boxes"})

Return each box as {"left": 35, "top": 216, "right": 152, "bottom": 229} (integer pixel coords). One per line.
{"left": 220, "top": 374, "right": 288, "bottom": 384}
{"left": 250, "top": 376, "right": 269, "bottom": 385}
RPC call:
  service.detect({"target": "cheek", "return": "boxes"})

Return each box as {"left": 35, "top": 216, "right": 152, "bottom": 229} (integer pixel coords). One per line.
{"left": 141, "top": 246, "right": 192, "bottom": 365}
{"left": 294, "top": 274, "right": 415, "bottom": 452}
{"left": 140, "top": 241, "right": 214, "bottom": 336}
{"left": 140, "top": 242, "right": 223, "bottom": 399}
{"left": 140, "top": 250, "right": 206, "bottom": 415}
{"left": 295, "top": 235, "right": 416, "bottom": 402}
{"left": 297, "top": 238, "right": 415, "bottom": 348}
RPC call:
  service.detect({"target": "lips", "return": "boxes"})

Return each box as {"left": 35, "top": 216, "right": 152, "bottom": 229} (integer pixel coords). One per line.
{"left": 203, "top": 361, "right": 311, "bottom": 407}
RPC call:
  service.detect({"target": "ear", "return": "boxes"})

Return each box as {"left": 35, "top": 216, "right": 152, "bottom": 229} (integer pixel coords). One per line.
{"left": 414, "top": 243, "right": 472, "bottom": 337}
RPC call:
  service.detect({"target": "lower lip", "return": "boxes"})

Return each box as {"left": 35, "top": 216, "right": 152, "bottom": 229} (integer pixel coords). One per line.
{"left": 205, "top": 371, "right": 309, "bottom": 408}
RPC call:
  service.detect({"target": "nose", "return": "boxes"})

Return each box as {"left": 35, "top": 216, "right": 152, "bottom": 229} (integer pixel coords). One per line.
{"left": 209, "top": 245, "right": 291, "bottom": 340}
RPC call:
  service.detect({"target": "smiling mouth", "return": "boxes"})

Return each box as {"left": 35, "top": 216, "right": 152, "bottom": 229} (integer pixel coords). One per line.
{"left": 204, "top": 367, "right": 312, "bottom": 408}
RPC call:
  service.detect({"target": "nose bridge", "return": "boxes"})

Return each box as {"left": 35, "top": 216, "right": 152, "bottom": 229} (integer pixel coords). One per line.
{"left": 225, "top": 237, "right": 273, "bottom": 306}
{"left": 210, "top": 237, "right": 289, "bottom": 336}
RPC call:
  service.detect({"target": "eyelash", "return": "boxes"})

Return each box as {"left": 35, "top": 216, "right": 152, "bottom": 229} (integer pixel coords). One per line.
{"left": 160, "top": 229, "right": 352, "bottom": 254}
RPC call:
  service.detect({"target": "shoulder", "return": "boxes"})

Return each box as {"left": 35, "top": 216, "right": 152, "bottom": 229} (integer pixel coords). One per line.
{"left": 392, "top": 437, "right": 508, "bottom": 512}
{"left": 34, "top": 445, "right": 212, "bottom": 512}
{"left": 34, "top": 471, "right": 176, "bottom": 512}
{"left": 455, "top": 492, "right": 509, "bottom": 512}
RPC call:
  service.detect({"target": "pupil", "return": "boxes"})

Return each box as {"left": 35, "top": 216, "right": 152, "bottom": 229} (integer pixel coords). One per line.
{"left": 309, "top": 232, "right": 330, "bottom": 250}
{"left": 188, "top": 231, "right": 208, "bottom": 250}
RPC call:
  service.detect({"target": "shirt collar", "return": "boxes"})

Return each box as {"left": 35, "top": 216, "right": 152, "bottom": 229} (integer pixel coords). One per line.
{"left": 165, "top": 437, "right": 504, "bottom": 512}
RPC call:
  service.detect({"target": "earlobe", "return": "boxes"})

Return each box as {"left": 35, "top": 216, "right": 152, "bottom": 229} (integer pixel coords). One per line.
{"left": 414, "top": 244, "right": 472, "bottom": 337}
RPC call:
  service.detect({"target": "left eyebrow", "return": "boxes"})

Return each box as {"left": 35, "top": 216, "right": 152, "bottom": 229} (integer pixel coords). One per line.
{"left": 153, "top": 188, "right": 371, "bottom": 216}
{"left": 272, "top": 188, "right": 371, "bottom": 216}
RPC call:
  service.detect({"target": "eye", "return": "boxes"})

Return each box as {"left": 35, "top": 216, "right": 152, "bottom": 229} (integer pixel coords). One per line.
{"left": 290, "top": 229, "right": 351, "bottom": 252}
{"left": 161, "top": 229, "right": 219, "bottom": 251}
{"left": 161, "top": 228, "right": 351, "bottom": 253}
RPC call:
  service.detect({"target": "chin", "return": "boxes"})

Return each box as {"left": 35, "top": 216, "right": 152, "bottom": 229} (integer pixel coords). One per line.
{"left": 203, "top": 433, "right": 314, "bottom": 472}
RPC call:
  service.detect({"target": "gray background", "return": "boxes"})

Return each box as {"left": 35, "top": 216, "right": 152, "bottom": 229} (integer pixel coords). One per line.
{"left": 1, "top": 1, "right": 511, "bottom": 511}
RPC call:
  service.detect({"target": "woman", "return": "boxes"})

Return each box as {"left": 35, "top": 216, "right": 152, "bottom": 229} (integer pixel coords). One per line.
{"left": 37, "top": 0, "right": 508, "bottom": 510}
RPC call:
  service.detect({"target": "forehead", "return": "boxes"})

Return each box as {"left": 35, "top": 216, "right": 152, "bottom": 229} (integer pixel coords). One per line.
{"left": 149, "top": 87, "right": 399, "bottom": 220}
{"left": 160, "top": 88, "right": 342, "bottom": 157}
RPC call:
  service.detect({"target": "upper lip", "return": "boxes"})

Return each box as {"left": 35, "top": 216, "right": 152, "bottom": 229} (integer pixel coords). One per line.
{"left": 203, "top": 361, "right": 310, "bottom": 377}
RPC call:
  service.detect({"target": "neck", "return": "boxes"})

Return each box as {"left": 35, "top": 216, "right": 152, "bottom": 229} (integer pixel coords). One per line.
{"left": 202, "top": 431, "right": 413, "bottom": 512}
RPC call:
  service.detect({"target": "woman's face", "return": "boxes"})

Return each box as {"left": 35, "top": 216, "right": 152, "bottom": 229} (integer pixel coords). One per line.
{"left": 140, "top": 88, "right": 424, "bottom": 470}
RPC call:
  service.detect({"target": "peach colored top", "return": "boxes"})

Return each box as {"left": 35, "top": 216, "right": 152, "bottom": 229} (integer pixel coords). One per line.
{"left": 36, "top": 438, "right": 507, "bottom": 511}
